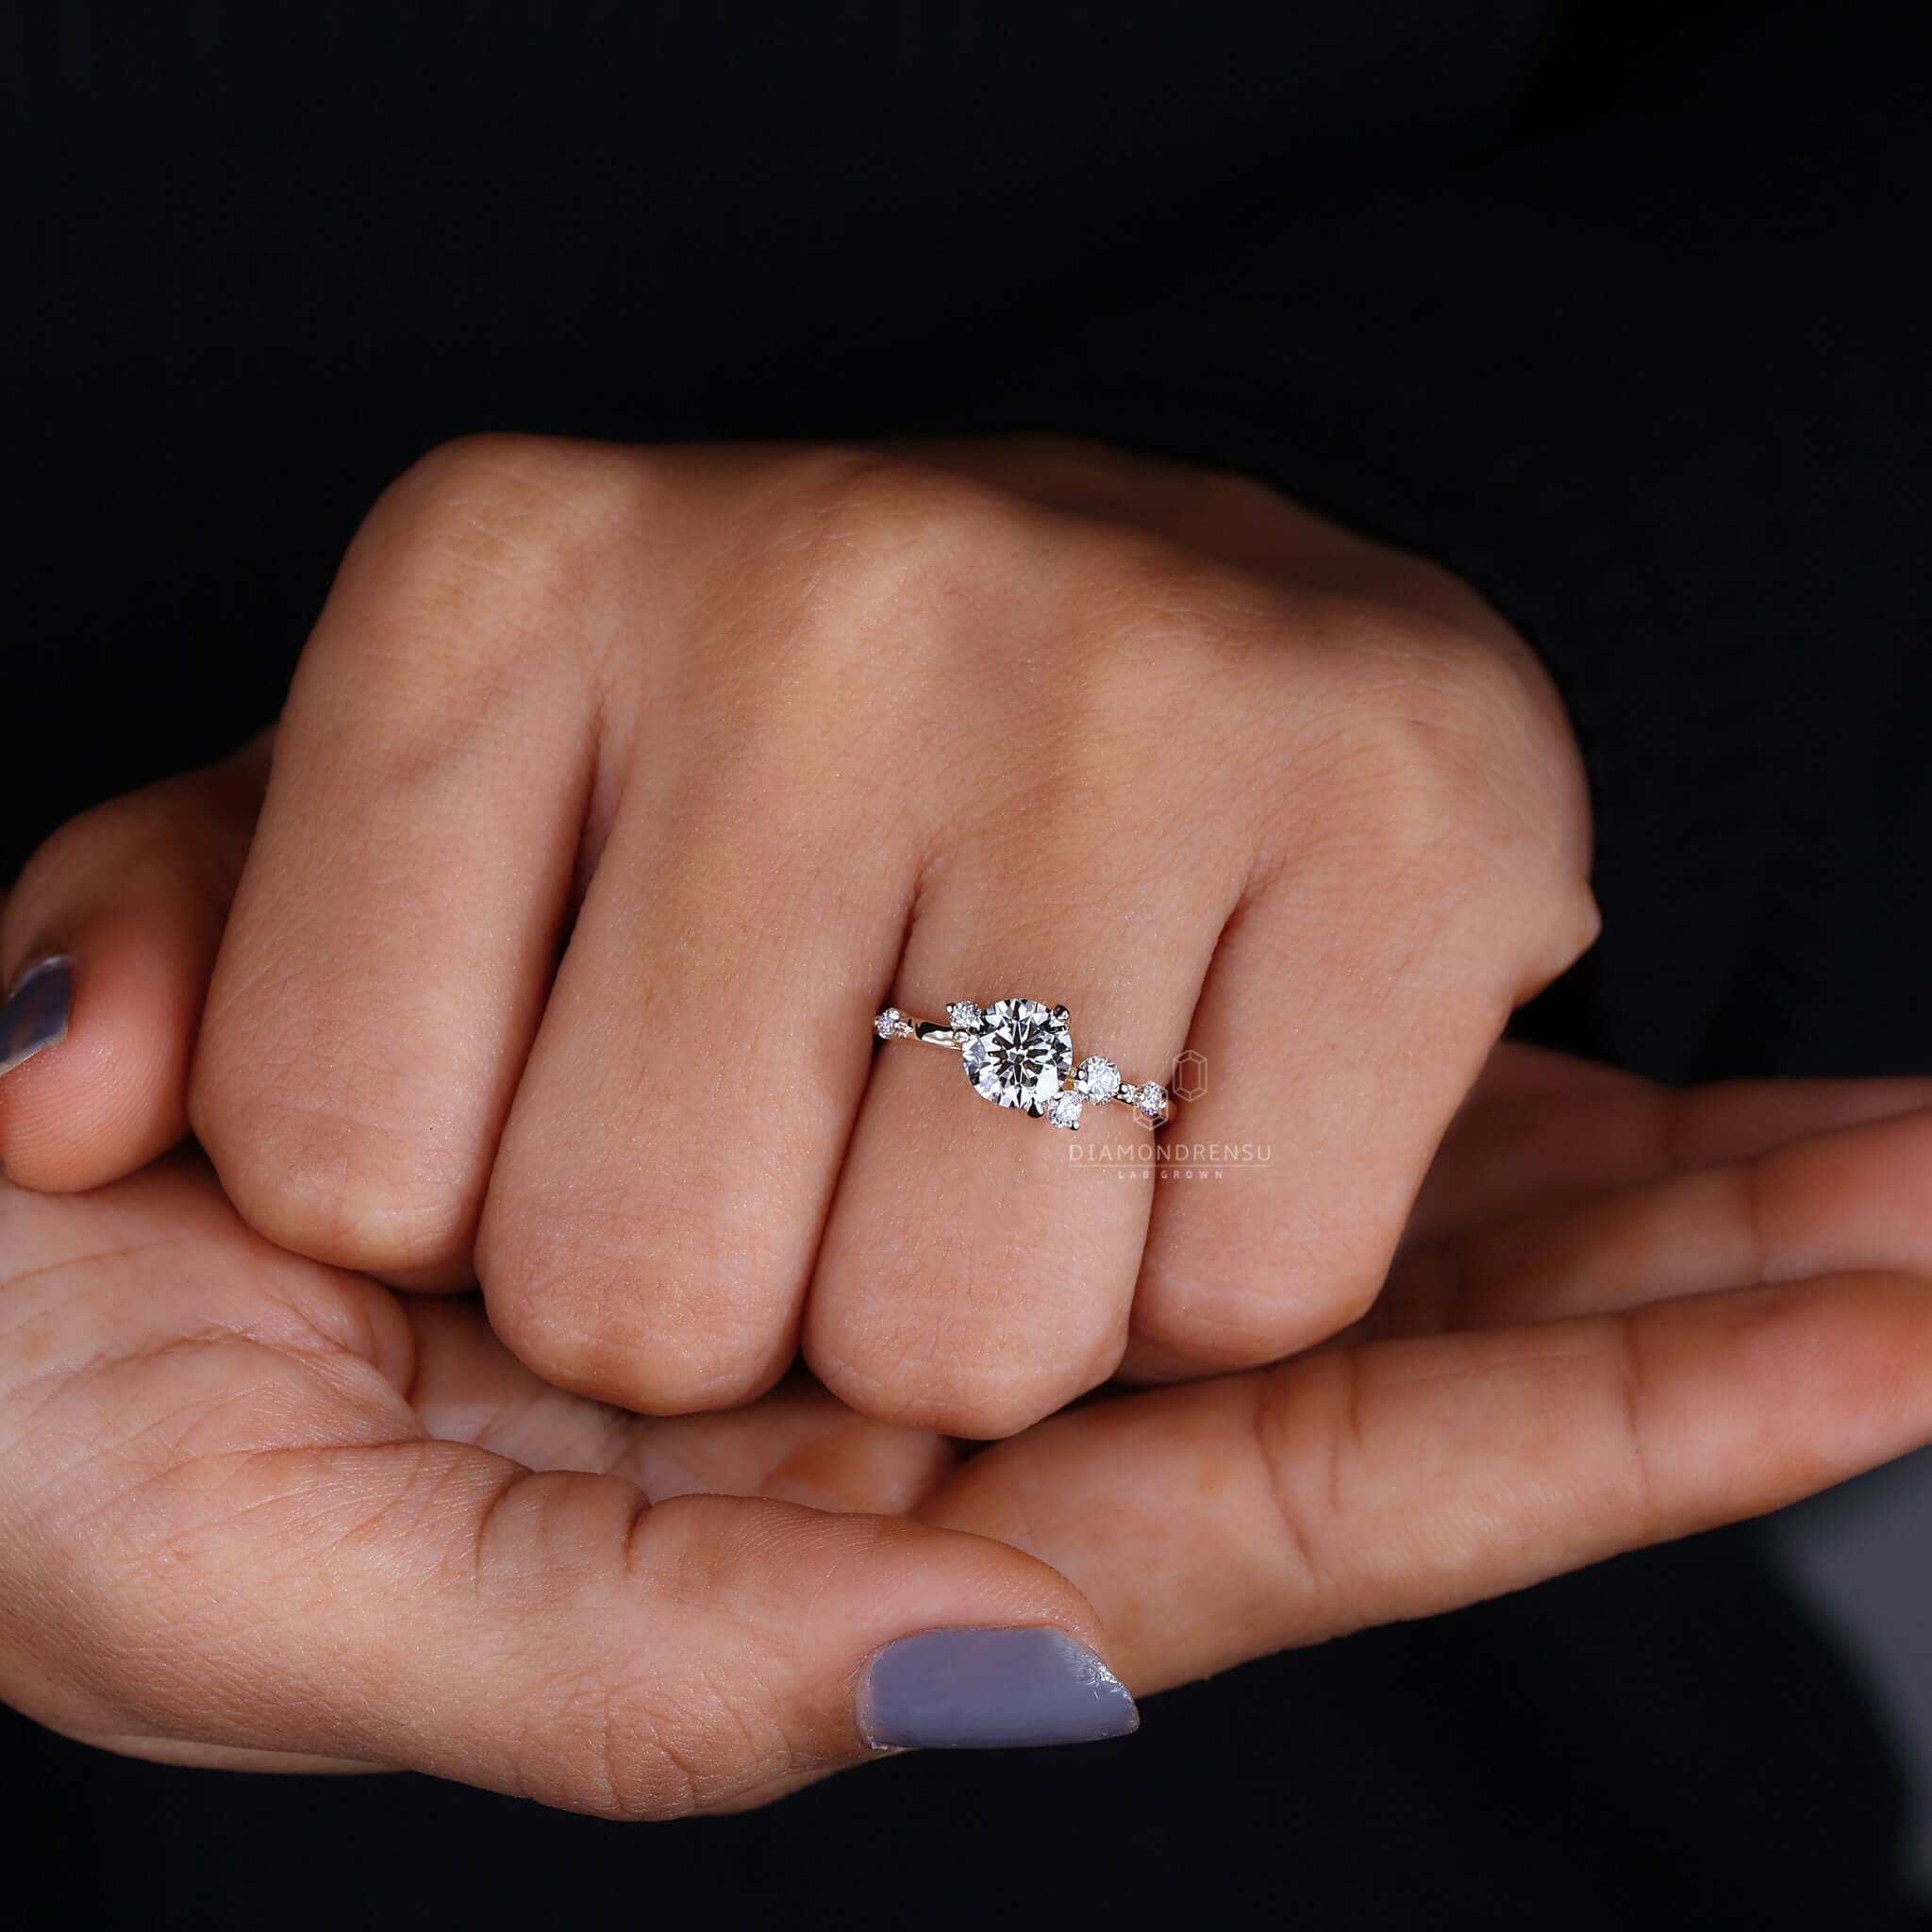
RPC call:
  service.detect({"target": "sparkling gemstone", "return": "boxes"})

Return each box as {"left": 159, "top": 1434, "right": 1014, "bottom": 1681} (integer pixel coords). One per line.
{"left": 1075, "top": 1056, "right": 1121, "bottom": 1103}
{"left": 1046, "top": 1090, "right": 1085, "bottom": 1130}
{"left": 874, "top": 1007, "right": 902, "bottom": 1041}
{"left": 1135, "top": 1081, "right": 1170, "bottom": 1126}
{"left": 947, "top": 1001, "right": 983, "bottom": 1033}
{"left": 962, "top": 997, "right": 1074, "bottom": 1114}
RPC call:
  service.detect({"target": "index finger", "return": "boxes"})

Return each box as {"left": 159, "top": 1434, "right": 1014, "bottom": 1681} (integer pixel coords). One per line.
{"left": 927, "top": 1269, "right": 1932, "bottom": 1694}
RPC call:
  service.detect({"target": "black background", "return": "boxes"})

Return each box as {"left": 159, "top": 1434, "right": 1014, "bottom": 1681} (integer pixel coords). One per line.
{"left": 6, "top": 3, "right": 1929, "bottom": 1923}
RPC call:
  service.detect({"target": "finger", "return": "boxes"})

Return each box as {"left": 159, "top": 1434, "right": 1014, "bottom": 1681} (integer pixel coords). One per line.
{"left": 1389, "top": 1106, "right": 1932, "bottom": 1333}
{"left": 1407, "top": 1041, "right": 1932, "bottom": 1241}
{"left": 927, "top": 1270, "right": 1932, "bottom": 1695}
{"left": 475, "top": 680, "right": 914, "bottom": 1414}
{"left": 3, "top": 1175, "right": 1134, "bottom": 1808}
{"left": 0, "top": 741, "right": 266, "bottom": 1190}
{"left": 95, "top": 1450, "right": 1132, "bottom": 1806}
{"left": 403, "top": 1294, "right": 955, "bottom": 1514}
{"left": 809, "top": 791, "right": 1238, "bottom": 1436}
{"left": 399, "top": 1297, "right": 970, "bottom": 1802}
{"left": 1126, "top": 801, "right": 1598, "bottom": 1378}
{"left": 190, "top": 441, "right": 613, "bottom": 1288}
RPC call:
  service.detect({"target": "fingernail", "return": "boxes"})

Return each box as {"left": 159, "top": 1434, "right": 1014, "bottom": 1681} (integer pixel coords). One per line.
{"left": 0, "top": 957, "right": 74, "bottom": 1078}
{"left": 858, "top": 1627, "right": 1140, "bottom": 1750}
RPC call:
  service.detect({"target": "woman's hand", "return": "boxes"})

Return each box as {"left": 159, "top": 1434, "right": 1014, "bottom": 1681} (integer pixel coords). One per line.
{"left": 5, "top": 1043, "right": 1930, "bottom": 1812}
{"left": 0, "top": 433, "right": 1596, "bottom": 1438}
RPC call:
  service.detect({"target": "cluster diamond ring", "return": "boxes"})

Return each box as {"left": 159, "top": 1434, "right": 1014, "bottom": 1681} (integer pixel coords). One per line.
{"left": 872, "top": 997, "right": 1173, "bottom": 1131}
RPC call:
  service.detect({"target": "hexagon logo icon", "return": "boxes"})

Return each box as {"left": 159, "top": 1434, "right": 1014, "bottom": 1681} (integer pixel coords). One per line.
{"left": 1171, "top": 1048, "right": 1208, "bottom": 1103}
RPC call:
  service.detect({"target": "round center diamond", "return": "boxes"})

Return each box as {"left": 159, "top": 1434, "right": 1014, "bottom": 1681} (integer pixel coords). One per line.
{"left": 962, "top": 997, "right": 1074, "bottom": 1115}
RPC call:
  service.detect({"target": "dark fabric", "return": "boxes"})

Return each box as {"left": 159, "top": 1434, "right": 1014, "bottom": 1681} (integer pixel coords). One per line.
{"left": 6, "top": 2, "right": 1928, "bottom": 1924}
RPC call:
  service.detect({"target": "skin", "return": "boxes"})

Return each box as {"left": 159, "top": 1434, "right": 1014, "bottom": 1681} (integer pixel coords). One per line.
{"left": 7, "top": 435, "right": 1931, "bottom": 1813}
{"left": 6, "top": 1029, "right": 1932, "bottom": 1811}
{"left": 11, "top": 434, "right": 1601, "bottom": 1437}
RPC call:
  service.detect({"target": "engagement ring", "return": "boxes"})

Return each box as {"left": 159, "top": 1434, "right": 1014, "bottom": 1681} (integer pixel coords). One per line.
{"left": 872, "top": 997, "right": 1173, "bottom": 1130}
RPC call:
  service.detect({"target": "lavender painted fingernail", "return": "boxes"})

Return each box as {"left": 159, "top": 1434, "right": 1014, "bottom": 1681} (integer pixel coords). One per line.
{"left": 859, "top": 1627, "right": 1140, "bottom": 1750}
{"left": 0, "top": 957, "right": 74, "bottom": 1078}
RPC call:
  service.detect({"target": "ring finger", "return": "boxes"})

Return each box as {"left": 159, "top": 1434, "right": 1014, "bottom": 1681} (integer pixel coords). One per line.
{"left": 808, "top": 808, "right": 1239, "bottom": 1437}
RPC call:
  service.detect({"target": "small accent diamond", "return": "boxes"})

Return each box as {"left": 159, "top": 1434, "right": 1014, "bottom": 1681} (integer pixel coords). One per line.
{"left": 1075, "top": 1057, "right": 1121, "bottom": 1103}
{"left": 947, "top": 1001, "right": 983, "bottom": 1033}
{"left": 1118, "top": 1083, "right": 1140, "bottom": 1107}
{"left": 1135, "top": 1082, "right": 1170, "bottom": 1126}
{"left": 1047, "top": 1090, "right": 1085, "bottom": 1130}
{"left": 874, "top": 1007, "right": 903, "bottom": 1041}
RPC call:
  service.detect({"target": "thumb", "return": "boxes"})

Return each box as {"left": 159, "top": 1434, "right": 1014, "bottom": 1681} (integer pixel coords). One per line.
{"left": 88, "top": 1439, "right": 1136, "bottom": 1810}
{"left": 0, "top": 735, "right": 268, "bottom": 1188}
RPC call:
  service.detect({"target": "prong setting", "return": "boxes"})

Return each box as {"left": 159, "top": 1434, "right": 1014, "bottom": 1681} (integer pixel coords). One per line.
{"left": 872, "top": 999, "right": 1177, "bottom": 1129}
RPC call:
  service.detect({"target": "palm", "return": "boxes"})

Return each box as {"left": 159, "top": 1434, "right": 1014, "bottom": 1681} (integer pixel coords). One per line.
{"left": 6, "top": 1044, "right": 1931, "bottom": 1803}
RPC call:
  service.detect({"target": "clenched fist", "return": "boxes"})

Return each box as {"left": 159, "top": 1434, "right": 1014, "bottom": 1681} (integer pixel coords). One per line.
{"left": 9, "top": 435, "right": 1932, "bottom": 1813}
{"left": 5, "top": 434, "right": 1596, "bottom": 1436}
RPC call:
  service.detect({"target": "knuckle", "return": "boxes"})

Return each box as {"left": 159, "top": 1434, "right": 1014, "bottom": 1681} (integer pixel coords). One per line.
{"left": 383, "top": 432, "right": 649, "bottom": 581}
{"left": 807, "top": 1219, "right": 1128, "bottom": 1439}
{"left": 691, "top": 449, "right": 1276, "bottom": 841}
{"left": 1280, "top": 610, "right": 1594, "bottom": 955}
{"left": 1249, "top": 1353, "right": 1362, "bottom": 1625}
{"left": 1058, "top": 516, "right": 1244, "bottom": 646}
{"left": 4, "top": 779, "right": 237, "bottom": 952}
{"left": 3, "top": 813, "right": 114, "bottom": 961}
{"left": 188, "top": 1061, "right": 474, "bottom": 1275}
{"left": 477, "top": 1188, "right": 787, "bottom": 1413}
{"left": 1042, "top": 533, "right": 1264, "bottom": 728}
{"left": 8, "top": 796, "right": 134, "bottom": 908}
{"left": 745, "top": 449, "right": 1034, "bottom": 675}
{"left": 1328, "top": 627, "right": 1543, "bottom": 833}
{"left": 479, "top": 1488, "right": 837, "bottom": 1819}
{"left": 782, "top": 446, "right": 1027, "bottom": 572}
{"left": 807, "top": 1324, "right": 1113, "bottom": 1441}
{"left": 296, "top": 433, "right": 642, "bottom": 766}
{"left": 624, "top": 447, "right": 1029, "bottom": 782}
{"left": 563, "top": 1495, "right": 849, "bottom": 1817}
{"left": 1607, "top": 1312, "right": 1661, "bottom": 1541}
{"left": 458, "top": 1477, "right": 760, "bottom": 1819}
{"left": 1136, "top": 1239, "right": 1386, "bottom": 1370}
{"left": 369, "top": 431, "right": 647, "bottom": 646}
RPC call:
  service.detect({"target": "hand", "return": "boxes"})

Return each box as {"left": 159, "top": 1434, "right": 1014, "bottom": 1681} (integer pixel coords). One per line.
{"left": 5, "top": 1038, "right": 1931, "bottom": 1812}
{"left": 0, "top": 434, "right": 1597, "bottom": 1438}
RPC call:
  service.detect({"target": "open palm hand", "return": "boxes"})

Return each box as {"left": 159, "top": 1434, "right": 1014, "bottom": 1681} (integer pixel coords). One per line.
{"left": 5, "top": 1042, "right": 1928, "bottom": 1815}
